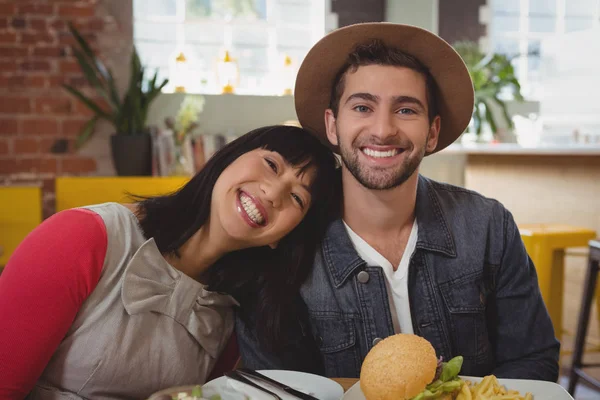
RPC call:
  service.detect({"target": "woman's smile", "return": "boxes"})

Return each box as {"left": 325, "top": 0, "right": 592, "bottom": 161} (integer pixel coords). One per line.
{"left": 236, "top": 190, "right": 268, "bottom": 228}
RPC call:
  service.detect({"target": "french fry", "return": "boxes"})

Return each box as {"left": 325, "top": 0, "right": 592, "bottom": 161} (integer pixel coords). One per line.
{"left": 462, "top": 375, "right": 534, "bottom": 400}
{"left": 456, "top": 382, "right": 472, "bottom": 400}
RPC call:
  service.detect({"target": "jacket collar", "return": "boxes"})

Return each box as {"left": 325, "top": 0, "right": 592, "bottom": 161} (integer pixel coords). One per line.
{"left": 414, "top": 175, "right": 457, "bottom": 257}
{"left": 322, "top": 175, "right": 456, "bottom": 287}
{"left": 321, "top": 219, "right": 367, "bottom": 288}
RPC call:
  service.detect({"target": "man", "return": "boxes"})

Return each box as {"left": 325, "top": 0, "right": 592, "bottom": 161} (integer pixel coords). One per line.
{"left": 236, "top": 22, "right": 560, "bottom": 382}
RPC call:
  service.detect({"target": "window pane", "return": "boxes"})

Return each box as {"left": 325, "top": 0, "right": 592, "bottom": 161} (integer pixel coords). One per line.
{"left": 233, "top": 47, "right": 269, "bottom": 71}
{"left": 529, "top": 16, "right": 556, "bottom": 32}
{"left": 529, "top": 0, "right": 556, "bottom": 17}
{"left": 491, "top": 0, "right": 520, "bottom": 14}
{"left": 134, "top": 0, "right": 177, "bottom": 19}
{"left": 510, "top": 55, "right": 527, "bottom": 88}
{"left": 277, "top": 26, "right": 312, "bottom": 48}
{"left": 186, "top": 0, "right": 267, "bottom": 20}
{"left": 135, "top": 21, "right": 178, "bottom": 43}
{"left": 566, "top": 0, "right": 599, "bottom": 17}
{"left": 274, "top": 2, "right": 311, "bottom": 24}
{"left": 189, "top": 44, "right": 222, "bottom": 68}
{"left": 232, "top": 24, "right": 269, "bottom": 46}
{"left": 565, "top": 17, "right": 596, "bottom": 31}
{"left": 494, "top": 37, "right": 520, "bottom": 58}
{"left": 527, "top": 43, "right": 542, "bottom": 99}
{"left": 134, "top": 0, "right": 322, "bottom": 94}
{"left": 492, "top": 15, "right": 520, "bottom": 35}
{"left": 527, "top": 40, "right": 541, "bottom": 71}
{"left": 136, "top": 42, "right": 176, "bottom": 71}
{"left": 277, "top": 46, "right": 308, "bottom": 65}
{"left": 184, "top": 23, "right": 225, "bottom": 45}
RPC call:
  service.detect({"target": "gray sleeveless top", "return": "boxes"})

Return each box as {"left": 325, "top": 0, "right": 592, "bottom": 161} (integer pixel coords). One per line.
{"left": 28, "top": 203, "right": 238, "bottom": 400}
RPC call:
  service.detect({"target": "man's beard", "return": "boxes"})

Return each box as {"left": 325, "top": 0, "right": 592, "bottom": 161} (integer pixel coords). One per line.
{"left": 337, "top": 131, "right": 426, "bottom": 191}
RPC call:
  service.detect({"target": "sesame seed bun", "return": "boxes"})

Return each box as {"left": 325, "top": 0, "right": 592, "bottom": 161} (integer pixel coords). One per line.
{"left": 360, "top": 334, "right": 438, "bottom": 400}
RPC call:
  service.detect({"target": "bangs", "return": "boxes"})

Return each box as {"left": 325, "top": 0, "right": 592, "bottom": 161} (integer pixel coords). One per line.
{"left": 220, "top": 125, "right": 337, "bottom": 201}
{"left": 257, "top": 126, "right": 319, "bottom": 174}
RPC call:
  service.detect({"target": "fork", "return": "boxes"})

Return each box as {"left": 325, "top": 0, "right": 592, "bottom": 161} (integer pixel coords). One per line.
{"left": 224, "top": 370, "right": 282, "bottom": 400}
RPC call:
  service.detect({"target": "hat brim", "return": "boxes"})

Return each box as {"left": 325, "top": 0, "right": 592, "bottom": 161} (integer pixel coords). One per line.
{"left": 294, "top": 23, "right": 474, "bottom": 155}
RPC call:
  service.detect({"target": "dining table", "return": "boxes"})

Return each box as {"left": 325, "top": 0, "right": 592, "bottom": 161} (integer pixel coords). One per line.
{"left": 330, "top": 378, "right": 359, "bottom": 392}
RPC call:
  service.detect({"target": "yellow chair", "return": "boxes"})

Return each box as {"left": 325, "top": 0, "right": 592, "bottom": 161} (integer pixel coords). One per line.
{"left": 55, "top": 176, "right": 189, "bottom": 212}
{"left": 519, "top": 224, "right": 597, "bottom": 344}
{"left": 0, "top": 185, "right": 43, "bottom": 266}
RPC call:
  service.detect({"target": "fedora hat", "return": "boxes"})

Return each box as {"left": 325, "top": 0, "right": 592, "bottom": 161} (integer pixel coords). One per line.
{"left": 294, "top": 22, "right": 474, "bottom": 154}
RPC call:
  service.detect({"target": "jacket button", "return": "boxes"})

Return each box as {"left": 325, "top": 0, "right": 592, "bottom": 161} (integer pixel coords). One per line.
{"left": 357, "top": 271, "right": 370, "bottom": 283}
{"left": 372, "top": 337, "right": 382, "bottom": 346}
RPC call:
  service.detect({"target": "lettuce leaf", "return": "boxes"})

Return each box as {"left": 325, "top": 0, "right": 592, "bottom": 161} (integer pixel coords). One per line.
{"left": 440, "top": 356, "right": 463, "bottom": 382}
{"left": 411, "top": 356, "right": 464, "bottom": 400}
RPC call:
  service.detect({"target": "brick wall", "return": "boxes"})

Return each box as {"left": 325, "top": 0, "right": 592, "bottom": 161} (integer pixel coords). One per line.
{"left": 0, "top": 0, "right": 132, "bottom": 218}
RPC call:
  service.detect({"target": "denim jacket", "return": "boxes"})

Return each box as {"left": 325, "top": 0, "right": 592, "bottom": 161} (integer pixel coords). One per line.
{"left": 236, "top": 175, "right": 560, "bottom": 382}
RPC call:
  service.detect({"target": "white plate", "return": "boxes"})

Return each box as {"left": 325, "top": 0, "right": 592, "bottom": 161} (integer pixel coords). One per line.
{"left": 203, "top": 369, "right": 344, "bottom": 400}
{"left": 342, "top": 376, "right": 574, "bottom": 400}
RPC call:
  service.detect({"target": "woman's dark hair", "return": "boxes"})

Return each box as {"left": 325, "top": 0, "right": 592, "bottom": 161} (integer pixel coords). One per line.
{"left": 135, "top": 125, "right": 341, "bottom": 353}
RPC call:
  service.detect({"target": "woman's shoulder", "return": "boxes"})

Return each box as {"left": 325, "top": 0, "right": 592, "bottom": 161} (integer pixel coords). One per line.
{"left": 38, "top": 207, "right": 107, "bottom": 240}
{"left": 78, "top": 202, "right": 145, "bottom": 236}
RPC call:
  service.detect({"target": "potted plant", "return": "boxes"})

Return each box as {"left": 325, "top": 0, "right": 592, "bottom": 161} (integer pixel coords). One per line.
{"left": 63, "top": 22, "right": 168, "bottom": 176}
{"left": 453, "top": 41, "right": 524, "bottom": 140}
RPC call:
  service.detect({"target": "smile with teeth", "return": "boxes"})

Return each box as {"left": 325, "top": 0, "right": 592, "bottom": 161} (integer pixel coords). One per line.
{"left": 362, "top": 148, "right": 401, "bottom": 158}
{"left": 239, "top": 192, "right": 265, "bottom": 225}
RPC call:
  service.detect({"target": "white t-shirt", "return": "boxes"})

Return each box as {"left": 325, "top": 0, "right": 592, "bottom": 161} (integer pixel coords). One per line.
{"left": 343, "top": 219, "right": 418, "bottom": 334}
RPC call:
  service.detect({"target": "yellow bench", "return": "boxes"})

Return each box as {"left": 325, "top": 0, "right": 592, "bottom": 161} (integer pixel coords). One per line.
{"left": 519, "top": 224, "right": 597, "bottom": 344}
{"left": 55, "top": 176, "right": 189, "bottom": 212}
{"left": 0, "top": 185, "right": 43, "bottom": 266}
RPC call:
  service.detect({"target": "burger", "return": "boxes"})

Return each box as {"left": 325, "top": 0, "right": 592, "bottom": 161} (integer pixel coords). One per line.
{"left": 359, "top": 334, "right": 464, "bottom": 400}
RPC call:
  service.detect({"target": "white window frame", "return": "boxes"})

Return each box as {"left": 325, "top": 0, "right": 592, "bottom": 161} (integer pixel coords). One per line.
{"left": 133, "top": 0, "right": 328, "bottom": 95}
{"left": 488, "top": 0, "right": 600, "bottom": 100}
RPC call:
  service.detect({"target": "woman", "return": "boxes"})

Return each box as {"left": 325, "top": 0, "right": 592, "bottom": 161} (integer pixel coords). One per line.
{"left": 0, "top": 125, "right": 340, "bottom": 400}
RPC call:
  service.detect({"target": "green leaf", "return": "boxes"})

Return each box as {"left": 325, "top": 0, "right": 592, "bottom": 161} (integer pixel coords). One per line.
{"left": 65, "top": 31, "right": 167, "bottom": 136}
{"left": 71, "top": 47, "right": 101, "bottom": 85}
{"left": 124, "top": 49, "right": 144, "bottom": 134}
{"left": 149, "top": 70, "right": 158, "bottom": 91}
{"left": 411, "top": 390, "right": 428, "bottom": 400}
{"left": 416, "top": 378, "right": 464, "bottom": 399}
{"left": 493, "top": 95, "right": 515, "bottom": 129}
{"left": 62, "top": 84, "right": 113, "bottom": 121}
{"left": 75, "top": 116, "right": 99, "bottom": 149}
{"left": 106, "top": 69, "right": 121, "bottom": 109}
{"left": 440, "top": 356, "right": 463, "bottom": 382}
{"left": 452, "top": 40, "right": 525, "bottom": 129}
{"left": 72, "top": 48, "right": 115, "bottom": 111}
{"left": 473, "top": 103, "right": 482, "bottom": 135}
{"left": 426, "top": 379, "right": 443, "bottom": 391}
{"left": 67, "top": 22, "right": 111, "bottom": 84}
{"left": 68, "top": 22, "right": 97, "bottom": 65}
{"left": 481, "top": 99, "right": 498, "bottom": 134}
{"left": 191, "top": 385, "right": 202, "bottom": 398}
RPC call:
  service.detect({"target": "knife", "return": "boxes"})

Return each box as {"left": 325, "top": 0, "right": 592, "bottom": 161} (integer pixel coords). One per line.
{"left": 225, "top": 370, "right": 282, "bottom": 400}
{"left": 236, "top": 369, "right": 321, "bottom": 400}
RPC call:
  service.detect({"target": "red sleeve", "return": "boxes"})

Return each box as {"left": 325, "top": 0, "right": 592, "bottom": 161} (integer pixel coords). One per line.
{"left": 0, "top": 209, "right": 107, "bottom": 399}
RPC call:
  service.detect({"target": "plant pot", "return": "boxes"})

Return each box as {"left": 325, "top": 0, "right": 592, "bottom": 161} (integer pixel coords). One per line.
{"left": 110, "top": 133, "right": 153, "bottom": 176}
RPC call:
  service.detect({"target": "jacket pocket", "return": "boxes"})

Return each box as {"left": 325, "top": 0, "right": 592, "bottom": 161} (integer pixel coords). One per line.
{"left": 309, "top": 312, "right": 361, "bottom": 377}
{"left": 439, "top": 271, "right": 491, "bottom": 363}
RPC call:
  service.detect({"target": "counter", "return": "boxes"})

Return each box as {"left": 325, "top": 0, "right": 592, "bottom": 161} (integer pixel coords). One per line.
{"left": 435, "top": 143, "right": 600, "bottom": 235}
